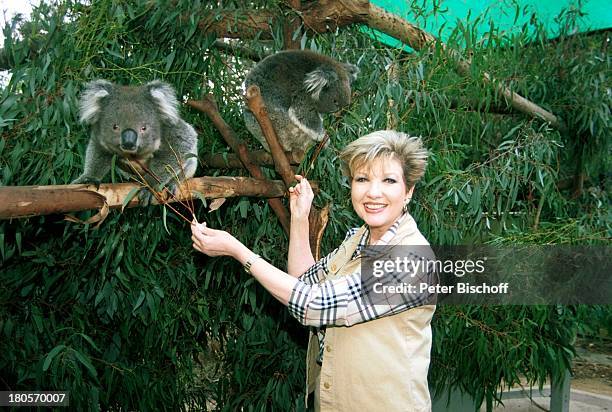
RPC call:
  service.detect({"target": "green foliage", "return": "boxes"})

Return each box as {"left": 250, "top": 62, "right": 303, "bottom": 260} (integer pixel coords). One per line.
{"left": 430, "top": 305, "right": 578, "bottom": 407}
{"left": 0, "top": 0, "right": 609, "bottom": 410}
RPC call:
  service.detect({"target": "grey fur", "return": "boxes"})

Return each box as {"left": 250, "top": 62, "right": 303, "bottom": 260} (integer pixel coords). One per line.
{"left": 72, "top": 80, "right": 198, "bottom": 205}
{"left": 244, "top": 50, "right": 359, "bottom": 153}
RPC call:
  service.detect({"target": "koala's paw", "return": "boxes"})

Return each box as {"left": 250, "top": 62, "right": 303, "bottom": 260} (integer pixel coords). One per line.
{"left": 138, "top": 183, "right": 181, "bottom": 206}
{"left": 138, "top": 187, "right": 158, "bottom": 206}
{"left": 71, "top": 176, "right": 102, "bottom": 189}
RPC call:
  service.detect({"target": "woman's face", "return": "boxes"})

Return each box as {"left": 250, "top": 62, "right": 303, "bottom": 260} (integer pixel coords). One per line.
{"left": 351, "top": 156, "right": 410, "bottom": 242}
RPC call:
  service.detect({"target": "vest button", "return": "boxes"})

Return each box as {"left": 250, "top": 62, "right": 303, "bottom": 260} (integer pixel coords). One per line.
{"left": 325, "top": 345, "right": 331, "bottom": 353}
{"left": 330, "top": 264, "right": 337, "bottom": 272}
{"left": 323, "top": 382, "right": 331, "bottom": 389}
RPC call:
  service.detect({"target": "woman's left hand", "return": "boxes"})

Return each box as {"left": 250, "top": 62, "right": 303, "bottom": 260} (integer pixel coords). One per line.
{"left": 288, "top": 174, "right": 314, "bottom": 220}
{"left": 191, "top": 220, "right": 241, "bottom": 258}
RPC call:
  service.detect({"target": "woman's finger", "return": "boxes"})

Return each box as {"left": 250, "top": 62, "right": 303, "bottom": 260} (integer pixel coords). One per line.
{"left": 197, "top": 224, "right": 207, "bottom": 236}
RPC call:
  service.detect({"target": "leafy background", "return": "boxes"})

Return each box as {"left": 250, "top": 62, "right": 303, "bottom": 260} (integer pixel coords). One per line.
{"left": 0, "top": 0, "right": 609, "bottom": 410}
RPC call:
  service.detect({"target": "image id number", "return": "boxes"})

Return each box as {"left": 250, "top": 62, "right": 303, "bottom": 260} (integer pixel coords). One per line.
{"left": 0, "top": 391, "right": 69, "bottom": 406}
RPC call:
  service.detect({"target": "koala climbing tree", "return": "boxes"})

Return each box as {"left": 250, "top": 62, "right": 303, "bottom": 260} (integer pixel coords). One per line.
{"left": 244, "top": 50, "right": 359, "bottom": 153}
{"left": 72, "top": 80, "right": 198, "bottom": 205}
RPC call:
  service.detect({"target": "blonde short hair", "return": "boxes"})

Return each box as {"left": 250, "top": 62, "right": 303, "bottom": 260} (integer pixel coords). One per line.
{"left": 339, "top": 130, "right": 428, "bottom": 188}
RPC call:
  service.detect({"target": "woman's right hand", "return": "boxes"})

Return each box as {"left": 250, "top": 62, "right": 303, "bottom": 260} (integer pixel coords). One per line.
{"left": 191, "top": 220, "right": 244, "bottom": 258}
{"left": 288, "top": 174, "right": 313, "bottom": 220}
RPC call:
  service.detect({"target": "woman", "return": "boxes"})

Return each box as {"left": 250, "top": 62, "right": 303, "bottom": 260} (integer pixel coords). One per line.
{"left": 191, "top": 130, "right": 437, "bottom": 411}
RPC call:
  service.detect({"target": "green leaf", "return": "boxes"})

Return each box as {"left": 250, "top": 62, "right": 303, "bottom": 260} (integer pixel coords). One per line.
{"left": 76, "top": 333, "right": 101, "bottom": 353}
{"left": 121, "top": 187, "right": 141, "bottom": 212}
{"left": 164, "top": 50, "right": 176, "bottom": 72}
{"left": 132, "top": 290, "right": 146, "bottom": 313}
{"left": 73, "top": 349, "right": 98, "bottom": 378}
{"left": 43, "top": 344, "right": 66, "bottom": 372}
{"left": 162, "top": 206, "right": 170, "bottom": 234}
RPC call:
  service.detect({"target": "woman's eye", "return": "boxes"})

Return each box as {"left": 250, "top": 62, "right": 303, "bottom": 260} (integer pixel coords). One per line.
{"left": 354, "top": 177, "right": 367, "bottom": 182}
{"left": 384, "top": 178, "right": 397, "bottom": 183}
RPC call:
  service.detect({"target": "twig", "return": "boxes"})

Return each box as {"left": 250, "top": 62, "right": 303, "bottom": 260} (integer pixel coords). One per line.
{"left": 533, "top": 193, "right": 545, "bottom": 230}
{"left": 302, "top": 133, "right": 329, "bottom": 180}
{"left": 126, "top": 160, "right": 192, "bottom": 223}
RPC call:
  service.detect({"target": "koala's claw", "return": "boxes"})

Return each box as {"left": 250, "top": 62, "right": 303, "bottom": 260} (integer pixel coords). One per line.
{"left": 138, "top": 187, "right": 157, "bottom": 206}
{"left": 138, "top": 183, "right": 180, "bottom": 206}
{"left": 71, "top": 176, "right": 102, "bottom": 190}
{"left": 166, "top": 182, "right": 180, "bottom": 198}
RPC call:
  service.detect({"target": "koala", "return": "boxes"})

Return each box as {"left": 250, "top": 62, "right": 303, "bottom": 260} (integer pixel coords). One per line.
{"left": 244, "top": 50, "right": 359, "bottom": 153}
{"left": 72, "top": 80, "right": 198, "bottom": 205}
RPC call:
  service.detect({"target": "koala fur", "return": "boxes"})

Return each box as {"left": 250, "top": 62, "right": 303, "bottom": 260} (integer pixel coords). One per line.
{"left": 244, "top": 50, "right": 359, "bottom": 153}
{"left": 72, "top": 80, "right": 198, "bottom": 204}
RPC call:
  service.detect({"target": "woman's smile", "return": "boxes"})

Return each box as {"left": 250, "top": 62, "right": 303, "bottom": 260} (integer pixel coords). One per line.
{"left": 363, "top": 202, "right": 388, "bottom": 212}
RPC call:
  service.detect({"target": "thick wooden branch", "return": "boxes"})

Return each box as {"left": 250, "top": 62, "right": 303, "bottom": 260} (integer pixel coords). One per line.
{"left": 283, "top": 0, "right": 302, "bottom": 50}
{"left": 243, "top": 85, "right": 330, "bottom": 257}
{"left": 212, "top": 40, "right": 266, "bottom": 62}
{"left": 202, "top": 150, "right": 304, "bottom": 169}
{"left": 366, "top": 4, "right": 564, "bottom": 130}
{"left": 300, "top": 0, "right": 369, "bottom": 32}
{"left": 187, "top": 96, "right": 291, "bottom": 234}
{"left": 245, "top": 85, "right": 296, "bottom": 188}
{"left": 197, "top": 1, "right": 369, "bottom": 39}
{"left": 198, "top": 10, "right": 277, "bottom": 39}
{"left": 0, "top": 176, "right": 288, "bottom": 220}
{"left": 367, "top": 4, "right": 435, "bottom": 50}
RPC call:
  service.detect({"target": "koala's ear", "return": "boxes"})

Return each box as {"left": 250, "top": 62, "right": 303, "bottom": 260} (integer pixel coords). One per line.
{"left": 146, "top": 80, "right": 180, "bottom": 124}
{"left": 304, "top": 67, "right": 338, "bottom": 100}
{"left": 79, "top": 80, "right": 113, "bottom": 125}
{"left": 343, "top": 63, "right": 360, "bottom": 83}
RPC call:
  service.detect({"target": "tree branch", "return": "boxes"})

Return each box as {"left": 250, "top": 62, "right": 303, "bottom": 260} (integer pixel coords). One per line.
{"left": 196, "top": 1, "right": 369, "bottom": 39}
{"left": 0, "top": 176, "right": 289, "bottom": 220}
{"left": 245, "top": 85, "right": 296, "bottom": 188}
{"left": 211, "top": 40, "right": 267, "bottom": 62}
{"left": 201, "top": 150, "right": 303, "bottom": 169}
{"left": 283, "top": 0, "right": 302, "bottom": 50}
{"left": 366, "top": 3, "right": 564, "bottom": 130}
{"left": 187, "top": 96, "right": 291, "bottom": 234}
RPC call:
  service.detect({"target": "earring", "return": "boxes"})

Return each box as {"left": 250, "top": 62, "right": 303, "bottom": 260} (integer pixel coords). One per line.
{"left": 402, "top": 197, "right": 412, "bottom": 213}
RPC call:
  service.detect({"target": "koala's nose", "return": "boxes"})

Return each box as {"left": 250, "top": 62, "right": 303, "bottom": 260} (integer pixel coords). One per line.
{"left": 120, "top": 128, "right": 138, "bottom": 151}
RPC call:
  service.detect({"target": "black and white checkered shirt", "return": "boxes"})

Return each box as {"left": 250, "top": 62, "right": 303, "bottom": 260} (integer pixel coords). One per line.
{"left": 287, "top": 212, "right": 435, "bottom": 363}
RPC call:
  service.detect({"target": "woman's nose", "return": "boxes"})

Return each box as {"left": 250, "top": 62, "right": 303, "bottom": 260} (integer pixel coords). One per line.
{"left": 366, "top": 182, "right": 382, "bottom": 197}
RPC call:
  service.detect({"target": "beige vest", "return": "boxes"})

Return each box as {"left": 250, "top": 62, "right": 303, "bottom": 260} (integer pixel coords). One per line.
{"left": 306, "top": 215, "right": 436, "bottom": 412}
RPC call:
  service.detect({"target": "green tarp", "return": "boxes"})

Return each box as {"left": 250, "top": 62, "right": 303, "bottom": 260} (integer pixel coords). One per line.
{"left": 370, "top": 0, "right": 611, "bottom": 49}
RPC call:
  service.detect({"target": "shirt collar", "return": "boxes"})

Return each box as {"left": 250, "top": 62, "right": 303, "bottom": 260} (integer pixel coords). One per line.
{"left": 354, "top": 212, "right": 410, "bottom": 256}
